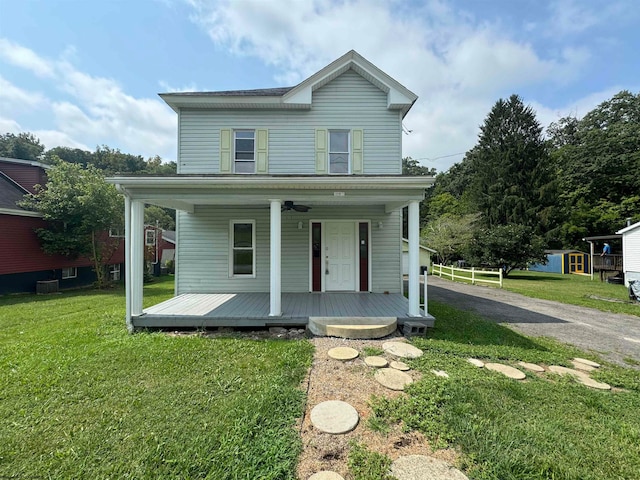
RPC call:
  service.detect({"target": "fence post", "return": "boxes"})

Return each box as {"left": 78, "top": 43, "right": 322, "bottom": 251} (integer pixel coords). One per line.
{"left": 499, "top": 268, "right": 503, "bottom": 288}
{"left": 472, "top": 267, "right": 475, "bottom": 285}
{"left": 423, "top": 272, "right": 428, "bottom": 315}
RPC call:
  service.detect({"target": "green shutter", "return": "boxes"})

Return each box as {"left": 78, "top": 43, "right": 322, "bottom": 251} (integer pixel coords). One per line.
{"left": 352, "top": 128, "right": 363, "bottom": 174}
{"left": 220, "top": 129, "right": 232, "bottom": 173}
{"left": 256, "top": 129, "right": 268, "bottom": 174}
{"left": 315, "top": 128, "right": 328, "bottom": 174}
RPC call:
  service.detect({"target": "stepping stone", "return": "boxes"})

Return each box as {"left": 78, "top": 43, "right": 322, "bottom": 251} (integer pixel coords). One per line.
{"left": 431, "top": 369, "right": 449, "bottom": 378}
{"left": 327, "top": 347, "right": 359, "bottom": 361}
{"left": 518, "top": 361, "right": 545, "bottom": 373}
{"left": 467, "top": 358, "right": 485, "bottom": 368}
{"left": 390, "top": 360, "right": 410, "bottom": 371}
{"left": 308, "top": 472, "right": 345, "bottom": 480}
{"left": 310, "top": 400, "right": 359, "bottom": 434}
{"left": 364, "top": 356, "right": 388, "bottom": 368}
{"left": 375, "top": 368, "right": 413, "bottom": 391}
{"left": 382, "top": 341, "right": 424, "bottom": 359}
{"left": 548, "top": 365, "right": 611, "bottom": 390}
{"left": 391, "top": 455, "right": 469, "bottom": 480}
{"left": 485, "top": 363, "right": 526, "bottom": 380}
{"left": 571, "top": 359, "right": 596, "bottom": 372}
{"left": 573, "top": 357, "right": 600, "bottom": 368}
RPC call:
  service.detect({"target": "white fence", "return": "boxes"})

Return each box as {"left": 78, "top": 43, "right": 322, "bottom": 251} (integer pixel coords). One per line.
{"left": 432, "top": 264, "right": 503, "bottom": 288}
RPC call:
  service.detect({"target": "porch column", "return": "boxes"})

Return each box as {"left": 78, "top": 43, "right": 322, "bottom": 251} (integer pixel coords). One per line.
{"left": 408, "top": 200, "right": 420, "bottom": 316}
{"left": 124, "top": 195, "right": 132, "bottom": 332}
{"left": 269, "top": 199, "right": 282, "bottom": 316}
{"left": 131, "top": 200, "right": 145, "bottom": 318}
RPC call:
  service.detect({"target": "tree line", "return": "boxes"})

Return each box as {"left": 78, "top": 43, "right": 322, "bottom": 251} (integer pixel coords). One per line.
{"left": 409, "top": 90, "right": 640, "bottom": 276}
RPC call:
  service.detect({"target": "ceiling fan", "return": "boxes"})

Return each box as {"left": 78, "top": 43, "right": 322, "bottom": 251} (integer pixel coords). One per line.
{"left": 282, "top": 200, "right": 311, "bottom": 213}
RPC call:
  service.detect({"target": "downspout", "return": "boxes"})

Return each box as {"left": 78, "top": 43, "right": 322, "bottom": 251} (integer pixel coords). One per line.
{"left": 584, "top": 239, "right": 594, "bottom": 281}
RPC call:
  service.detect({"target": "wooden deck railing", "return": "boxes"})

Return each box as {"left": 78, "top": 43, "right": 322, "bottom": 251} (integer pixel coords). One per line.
{"left": 592, "top": 254, "right": 623, "bottom": 271}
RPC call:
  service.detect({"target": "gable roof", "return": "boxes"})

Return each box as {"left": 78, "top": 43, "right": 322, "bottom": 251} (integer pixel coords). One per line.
{"left": 402, "top": 238, "right": 437, "bottom": 253}
{"left": 617, "top": 221, "right": 640, "bottom": 235}
{"left": 160, "top": 50, "right": 417, "bottom": 117}
{"left": 0, "top": 172, "right": 41, "bottom": 217}
{"left": 0, "top": 156, "right": 50, "bottom": 170}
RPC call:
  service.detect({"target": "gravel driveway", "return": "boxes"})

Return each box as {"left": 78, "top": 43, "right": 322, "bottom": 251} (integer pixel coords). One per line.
{"left": 425, "top": 275, "right": 640, "bottom": 367}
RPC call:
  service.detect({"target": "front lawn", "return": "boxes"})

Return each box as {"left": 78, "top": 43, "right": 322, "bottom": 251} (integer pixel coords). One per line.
{"left": 370, "top": 301, "right": 640, "bottom": 480}
{"left": 0, "top": 278, "right": 313, "bottom": 479}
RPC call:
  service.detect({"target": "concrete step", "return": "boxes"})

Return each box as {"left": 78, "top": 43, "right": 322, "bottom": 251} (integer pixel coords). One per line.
{"left": 308, "top": 316, "right": 397, "bottom": 339}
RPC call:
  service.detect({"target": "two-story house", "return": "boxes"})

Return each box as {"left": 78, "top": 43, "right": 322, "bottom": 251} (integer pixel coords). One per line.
{"left": 109, "top": 50, "right": 434, "bottom": 334}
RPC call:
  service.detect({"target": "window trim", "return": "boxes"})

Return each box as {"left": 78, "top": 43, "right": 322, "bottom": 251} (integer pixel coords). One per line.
{"left": 328, "top": 129, "right": 351, "bottom": 175}
{"left": 109, "top": 264, "right": 121, "bottom": 281}
{"left": 145, "top": 228, "right": 156, "bottom": 246}
{"left": 229, "top": 219, "right": 256, "bottom": 278}
{"left": 233, "top": 130, "right": 256, "bottom": 174}
{"left": 62, "top": 267, "right": 77, "bottom": 279}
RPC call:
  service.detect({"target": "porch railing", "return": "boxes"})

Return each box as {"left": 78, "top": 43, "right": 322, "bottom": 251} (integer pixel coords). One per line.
{"left": 592, "top": 254, "right": 623, "bottom": 272}
{"left": 432, "top": 263, "right": 503, "bottom": 288}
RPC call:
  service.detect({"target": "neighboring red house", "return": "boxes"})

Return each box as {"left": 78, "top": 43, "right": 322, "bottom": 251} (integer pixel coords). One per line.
{"left": 143, "top": 225, "right": 175, "bottom": 276}
{"left": 0, "top": 157, "right": 125, "bottom": 295}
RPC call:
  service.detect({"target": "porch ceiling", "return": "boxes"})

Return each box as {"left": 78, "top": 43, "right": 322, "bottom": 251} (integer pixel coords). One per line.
{"left": 108, "top": 175, "right": 433, "bottom": 213}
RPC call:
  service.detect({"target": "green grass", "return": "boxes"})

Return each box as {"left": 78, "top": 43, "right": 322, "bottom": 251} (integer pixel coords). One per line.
{"left": 369, "top": 301, "right": 640, "bottom": 480}
{"left": 501, "top": 270, "right": 639, "bottom": 316}
{"left": 434, "top": 269, "right": 639, "bottom": 317}
{"left": 347, "top": 442, "right": 395, "bottom": 480}
{"left": 0, "top": 277, "right": 314, "bottom": 479}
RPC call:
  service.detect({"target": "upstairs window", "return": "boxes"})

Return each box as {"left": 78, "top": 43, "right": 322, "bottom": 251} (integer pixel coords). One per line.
{"left": 230, "top": 220, "right": 255, "bottom": 277}
{"left": 329, "top": 130, "right": 350, "bottom": 174}
{"left": 234, "top": 130, "right": 255, "bottom": 174}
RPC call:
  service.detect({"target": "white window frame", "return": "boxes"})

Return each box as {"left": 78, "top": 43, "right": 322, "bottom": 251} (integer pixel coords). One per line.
{"left": 229, "top": 220, "right": 256, "bottom": 278}
{"left": 145, "top": 228, "right": 156, "bottom": 246}
{"left": 329, "top": 130, "right": 350, "bottom": 175}
{"left": 62, "top": 267, "right": 77, "bottom": 279}
{"left": 109, "top": 264, "right": 121, "bottom": 281}
{"left": 233, "top": 130, "right": 256, "bottom": 174}
{"left": 109, "top": 228, "right": 124, "bottom": 238}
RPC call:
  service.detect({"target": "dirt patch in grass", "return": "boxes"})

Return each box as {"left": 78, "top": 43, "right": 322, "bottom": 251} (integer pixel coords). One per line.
{"left": 296, "top": 335, "right": 460, "bottom": 479}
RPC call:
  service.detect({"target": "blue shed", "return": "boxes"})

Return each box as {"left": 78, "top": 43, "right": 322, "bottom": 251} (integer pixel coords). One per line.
{"left": 529, "top": 250, "right": 590, "bottom": 275}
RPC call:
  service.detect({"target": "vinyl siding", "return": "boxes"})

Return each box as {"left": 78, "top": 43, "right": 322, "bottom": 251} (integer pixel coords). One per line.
{"left": 177, "top": 70, "right": 401, "bottom": 174}
{"left": 623, "top": 227, "right": 640, "bottom": 274}
{"left": 175, "top": 206, "right": 401, "bottom": 294}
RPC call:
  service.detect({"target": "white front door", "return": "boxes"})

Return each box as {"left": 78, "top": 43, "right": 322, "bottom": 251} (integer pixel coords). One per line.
{"left": 325, "top": 221, "right": 356, "bottom": 291}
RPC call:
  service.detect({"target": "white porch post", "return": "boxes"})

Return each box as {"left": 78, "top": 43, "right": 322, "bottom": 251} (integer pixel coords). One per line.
{"left": 269, "top": 199, "right": 282, "bottom": 316}
{"left": 123, "top": 195, "right": 133, "bottom": 332}
{"left": 131, "top": 200, "right": 145, "bottom": 318}
{"left": 408, "top": 200, "right": 420, "bottom": 316}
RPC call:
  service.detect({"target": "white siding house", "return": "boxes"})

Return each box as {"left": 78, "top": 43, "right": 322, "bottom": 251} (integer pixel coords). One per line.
{"left": 617, "top": 221, "right": 640, "bottom": 287}
{"left": 108, "top": 51, "right": 434, "bottom": 331}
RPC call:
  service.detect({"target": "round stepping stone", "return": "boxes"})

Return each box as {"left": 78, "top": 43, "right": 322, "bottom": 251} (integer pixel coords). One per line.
{"left": 390, "top": 360, "right": 410, "bottom": 371}
{"left": 364, "top": 356, "right": 388, "bottom": 368}
{"left": 573, "top": 357, "right": 600, "bottom": 368}
{"left": 391, "top": 455, "right": 469, "bottom": 480}
{"left": 485, "top": 363, "right": 526, "bottom": 380}
{"left": 571, "top": 359, "right": 596, "bottom": 372}
{"left": 327, "top": 347, "right": 359, "bottom": 361}
{"left": 518, "top": 361, "right": 545, "bottom": 373}
{"left": 467, "top": 358, "right": 485, "bottom": 368}
{"left": 375, "top": 368, "right": 413, "bottom": 391}
{"left": 308, "top": 472, "right": 345, "bottom": 480}
{"left": 431, "top": 369, "right": 449, "bottom": 378}
{"left": 548, "top": 365, "right": 611, "bottom": 390}
{"left": 310, "top": 400, "right": 359, "bottom": 434}
{"left": 382, "top": 341, "right": 423, "bottom": 359}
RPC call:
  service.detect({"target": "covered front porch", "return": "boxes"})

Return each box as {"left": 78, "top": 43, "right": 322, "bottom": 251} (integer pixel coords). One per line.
{"left": 135, "top": 291, "right": 430, "bottom": 328}
{"left": 108, "top": 175, "right": 434, "bottom": 332}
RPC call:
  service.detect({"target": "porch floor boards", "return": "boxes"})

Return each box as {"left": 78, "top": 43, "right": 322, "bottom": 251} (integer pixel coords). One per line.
{"left": 137, "top": 292, "right": 427, "bottom": 328}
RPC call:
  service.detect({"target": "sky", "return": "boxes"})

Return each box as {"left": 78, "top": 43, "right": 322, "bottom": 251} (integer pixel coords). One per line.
{"left": 0, "top": 0, "right": 638, "bottom": 173}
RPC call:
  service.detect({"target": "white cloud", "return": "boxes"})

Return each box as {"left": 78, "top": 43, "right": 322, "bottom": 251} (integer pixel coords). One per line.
{"left": 158, "top": 80, "right": 199, "bottom": 92}
{"left": 0, "top": 39, "right": 177, "bottom": 160}
{"left": 185, "top": 0, "right": 596, "bottom": 171}
{"left": 0, "top": 38, "right": 55, "bottom": 77}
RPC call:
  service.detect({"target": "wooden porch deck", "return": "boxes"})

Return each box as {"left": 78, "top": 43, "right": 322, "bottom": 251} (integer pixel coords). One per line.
{"left": 136, "top": 292, "right": 429, "bottom": 328}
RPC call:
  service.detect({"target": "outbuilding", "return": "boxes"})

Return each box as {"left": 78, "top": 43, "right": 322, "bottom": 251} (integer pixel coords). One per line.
{"left": 616, "top": 221, "right": 640, "bottom": 287}
{"left": 529, "top": 250, "right": 590, "bottom": 275}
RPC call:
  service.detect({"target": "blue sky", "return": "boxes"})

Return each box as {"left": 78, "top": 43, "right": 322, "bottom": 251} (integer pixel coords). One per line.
{"left": 0, "top": 0, "right": 638, "bottom": 172}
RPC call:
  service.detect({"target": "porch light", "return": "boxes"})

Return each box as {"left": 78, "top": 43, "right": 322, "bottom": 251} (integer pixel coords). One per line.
{"left": 378, "top": 221, "right": 383, "bottom": 229}
{"left": 298, "top": 221, "right": 303, "bottom": 230}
